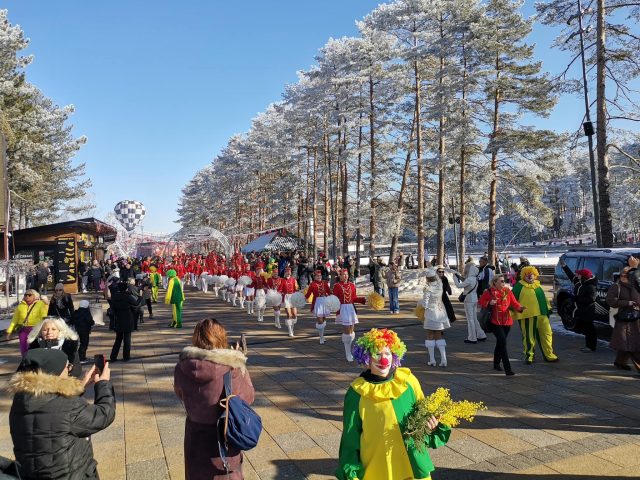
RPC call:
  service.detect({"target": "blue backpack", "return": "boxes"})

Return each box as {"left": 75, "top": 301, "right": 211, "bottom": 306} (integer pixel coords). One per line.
{"left": 217, "top": 370, "right": 262, "bottom": 471}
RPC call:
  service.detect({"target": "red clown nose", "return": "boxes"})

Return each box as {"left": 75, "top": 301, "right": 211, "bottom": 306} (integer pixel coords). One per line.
{"left": 378, "top": 357, "right": 390, "bottom": 367}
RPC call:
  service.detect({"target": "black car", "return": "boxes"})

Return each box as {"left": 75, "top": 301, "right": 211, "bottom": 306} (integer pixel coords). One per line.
{"left": 553, "top": 248, "right": 640, "bottom": 330}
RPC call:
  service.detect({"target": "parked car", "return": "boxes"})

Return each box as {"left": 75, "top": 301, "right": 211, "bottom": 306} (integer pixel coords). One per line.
{"left": 553, "top": 248, "right": 640, "bottom": 330}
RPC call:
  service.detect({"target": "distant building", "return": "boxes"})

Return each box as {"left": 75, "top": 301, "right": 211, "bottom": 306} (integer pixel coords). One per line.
{"left": 0, "top": 217, "right": 117, "bottom": 294}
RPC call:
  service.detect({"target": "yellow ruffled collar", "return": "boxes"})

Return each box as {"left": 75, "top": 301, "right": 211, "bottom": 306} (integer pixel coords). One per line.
{"left": 518, "top": 280, "right": 541, "bottom": 289}
{"left": 350, "top": 367, "right": 411, "bottom": 401}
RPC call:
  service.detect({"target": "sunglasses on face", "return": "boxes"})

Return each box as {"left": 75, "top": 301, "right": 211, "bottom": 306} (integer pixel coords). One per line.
{"left": 24, "top": 294, "right": 33, "bottom": 297}
{"left": 437, "top": 270, "right": 444, "bottom": 274}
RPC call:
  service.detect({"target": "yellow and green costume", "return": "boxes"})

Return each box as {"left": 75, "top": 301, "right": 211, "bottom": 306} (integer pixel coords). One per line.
{"left": 512, "top": 276, "right": 557, "bottom": 362}
{"left": 149, "top": 267, "right": 162, "bottom": 303}
{"left": 165, "top": 269, "right": 185, "bottom": 328}
{"left": 337, "top": 367, "right": 450, "bottom": 480}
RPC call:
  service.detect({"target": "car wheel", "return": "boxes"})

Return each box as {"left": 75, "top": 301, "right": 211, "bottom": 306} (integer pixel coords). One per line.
{"left": 560, "top": 299, "right": 577, "bottom": 330}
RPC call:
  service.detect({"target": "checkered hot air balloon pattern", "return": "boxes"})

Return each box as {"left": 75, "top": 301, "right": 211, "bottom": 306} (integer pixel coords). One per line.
{"left": 114, "top": 200, "right": 146, "bottom": 232}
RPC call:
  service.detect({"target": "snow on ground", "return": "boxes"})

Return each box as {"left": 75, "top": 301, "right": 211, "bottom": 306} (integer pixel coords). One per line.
{"left": 354, "top": 268, "right": 464, "bottom": 300}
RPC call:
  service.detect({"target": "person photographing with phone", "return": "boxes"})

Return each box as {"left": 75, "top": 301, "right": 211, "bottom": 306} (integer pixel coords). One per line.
{"left": 9, "top": 349, "right": 115, "bottom": 479}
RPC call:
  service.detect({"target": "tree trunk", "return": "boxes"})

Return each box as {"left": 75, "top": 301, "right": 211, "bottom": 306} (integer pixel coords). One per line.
{"left": 341, "top": 124, "right": 349, "bottom": 258}
{"left": 355, "top": 111, "right": 364, "bottom": 270}
{"left": 487, "top": 54, "right": 501, "bottom": 265}
{"left": 312, "top": 147, "right": 319, "bottom": 255}
{"left": 436, "top": 18, "right": 446, "bottom": 266}
{"left": 323, "top": 179, "right": 329, "bottom": 256}
{"left": 596, "top": 0, "right": 613, "bottom": 246}
{"left": 390, "top": 111, "right": 417, "bottom": 264}
{"left": 368, "top": 72, "right": 377, "bottom": 258}
{"left": 458, "top": 44, "right": 468, "bottom": 272}
{"left": 414, "top": 59, "right": 425, "bottom": 269}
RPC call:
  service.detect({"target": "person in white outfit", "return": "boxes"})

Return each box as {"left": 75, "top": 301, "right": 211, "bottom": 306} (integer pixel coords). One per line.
{"left": 453, "top": 261, "right": 487, "bottom": 344}
{"left": 422, "top": 268, "right": 451, "bottom": 367}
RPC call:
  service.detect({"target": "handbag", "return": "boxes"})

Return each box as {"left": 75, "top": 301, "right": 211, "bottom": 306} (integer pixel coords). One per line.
{"left": 458, "top": 279, "right": 477, "bottom": 302}
{"left": 478, "top": 305, "right": 492, "bottom": 331}
{"left": 614, "top": 309, "right": 640, "bottom": 322}
{"left": 217, "top": 370, "right": 262, "bottom": 473}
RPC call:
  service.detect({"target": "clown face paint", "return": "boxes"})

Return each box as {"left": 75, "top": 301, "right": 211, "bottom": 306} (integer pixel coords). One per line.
{"left": 369, "top": 346, "right": 393, "bottom": 377}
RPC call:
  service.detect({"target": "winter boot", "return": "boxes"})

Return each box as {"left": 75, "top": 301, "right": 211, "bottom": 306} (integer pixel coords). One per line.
{"left": 317, "top": 323, "right": 326, "bottom": 344}
{"left": 239, "top": 297, "right": 245, "bottom": 308}
{"left": 436, "top": 339, "right": 447, "bottom": 367}
{"left": 231, "top": 293, "right": 237, "bottom": 306}
{"left": 425, "top": 340, "right": 437, "bottom": 366}
{"left": 274, "top": 311, "right": 281, "bottom": 328}
{"left": 257, "top": 307, "right": 265, "bottom": 322}
{"left": 285, "top": 318, "right": 295, "bottom": 337}
{"left": 342, "top": 333, "right": 355, "bottom": 362}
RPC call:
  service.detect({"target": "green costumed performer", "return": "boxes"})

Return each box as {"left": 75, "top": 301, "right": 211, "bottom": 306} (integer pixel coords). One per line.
{"left": 165, "top": 269, "right": 185, "bottom": 328}
{"left": 337, "top": 328, "right": 450, "bottom": 480}
{"left": 149, "top": 266, "right": 162, "bottom": 303}
{"left": 512, "top": 266, "right": 558, "bottom": 364}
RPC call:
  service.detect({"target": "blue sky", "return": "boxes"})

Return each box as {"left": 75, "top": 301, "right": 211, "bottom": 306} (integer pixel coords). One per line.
{"left": 3, "top": 0, "right": 591, "bottom": 233}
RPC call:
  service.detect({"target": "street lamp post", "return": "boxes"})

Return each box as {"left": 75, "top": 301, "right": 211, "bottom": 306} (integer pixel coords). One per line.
{"left": 569, "top": 0, "right": 602, "bottom": 246}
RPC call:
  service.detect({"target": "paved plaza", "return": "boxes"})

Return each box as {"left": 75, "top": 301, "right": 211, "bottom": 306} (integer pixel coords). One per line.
{"left": 1, "top": 287, "right": 639, "bottom": 480}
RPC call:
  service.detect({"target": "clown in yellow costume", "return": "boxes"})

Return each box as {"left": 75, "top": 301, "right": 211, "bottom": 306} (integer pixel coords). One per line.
{"left": 337, "top": 328, "right": 450, "bottom": 480}
{"left": 512, "top": 266, "right": 558, "bottom": 364}
{"left": 165, "top": 269, "right": 185, "bottom": 328}
{"left": 149, "top": 266, "right": 162, "bottom": 303}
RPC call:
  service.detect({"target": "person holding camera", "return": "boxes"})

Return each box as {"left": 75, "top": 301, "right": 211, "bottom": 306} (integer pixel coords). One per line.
{"left": 9, "top": 349, "right": 115, "bottom": 480}
{"left": 606, "top": 261, "right": 640, "bottom": 373}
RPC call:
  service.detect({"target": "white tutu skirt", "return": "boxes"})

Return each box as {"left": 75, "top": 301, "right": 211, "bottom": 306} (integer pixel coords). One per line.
{"left": 336, "top": 303, "right": 358, "bottom": 326}
{"left": 313, "top": 297, "right": 331, "bottom": 318}
{"left": 235, "top": 284, "right": 243, "bottom": 292}
{"left": 244, "top": 287, "right": 255, "bottom": 297}
{"left": 423, "top": 306, "right": 451, "bottom": 330}
{"left": 283, "top": 293, "right": 295, "bottom": 309}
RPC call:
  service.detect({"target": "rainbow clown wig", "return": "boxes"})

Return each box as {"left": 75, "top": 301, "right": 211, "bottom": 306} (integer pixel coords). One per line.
{"left": 519, "top": 266, "right": 540, "bottom": 279}
{"left": 352, "top": 328, "right": 407, "bottom": 368}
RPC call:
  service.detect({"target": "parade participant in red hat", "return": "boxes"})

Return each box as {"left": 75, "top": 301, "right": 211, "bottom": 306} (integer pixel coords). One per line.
{"left": 280, "top": 267, "right": 299, "bottom": 337}
{"left": 241, "top": 263, "right": 256, "bottom": 313}
{"left": 253, "top": 264, "right": 268, "bottom": 322}
{"left": 306, "top": 270, "right": 332, "bottom": 344}
{"left": 267, "top": 269, "right": 283, "bottom": 328}
{"left": 334, "top": 269, "right": 366, "bottom": 362}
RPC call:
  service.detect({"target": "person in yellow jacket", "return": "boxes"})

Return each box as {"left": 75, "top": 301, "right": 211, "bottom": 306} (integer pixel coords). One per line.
{"left": 512, "top": 266, "right": 559, "bottom": 364}
{"left": 5, "top": 289, "right": 50, "bottom": 356}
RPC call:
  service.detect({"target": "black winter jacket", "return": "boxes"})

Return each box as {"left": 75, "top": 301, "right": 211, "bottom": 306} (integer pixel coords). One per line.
{"left": 562, "top": 265, "right": 597, "bottom": 320}
{"left": 71, "top": 308, "right": 95, "bottom": 333}
{"left": 48, "top": 294, "right": 75, "bottom": 321}
{"left": 9, "top": 372, "right": 116, "bottom": 480}
{"left": 109, "top": 291, "right": 142, "bottom": 333}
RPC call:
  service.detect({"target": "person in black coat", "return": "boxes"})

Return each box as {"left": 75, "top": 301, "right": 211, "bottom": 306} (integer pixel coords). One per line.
{"left": 9, "top": 349, "right": 115, "bottom": 480}
{"left": 71, "top": 300, "right": 95, "bottom": 361}
{"left": 562, "top": 262, "right": 598, "bottom": 351}
{"left": 437, "top": 267, "right": 457, "bottom": 323}
{"left": 48, "top": 283, "right": 75, "bottom": 323}
{"left": 109, "top": 282, "right": 142, "bottom": 362}
{"left": 90, "top": 261, "right": 103, "bottom": 292}
{"left": 27, "top": 317, "right": 82, "bottom": 378}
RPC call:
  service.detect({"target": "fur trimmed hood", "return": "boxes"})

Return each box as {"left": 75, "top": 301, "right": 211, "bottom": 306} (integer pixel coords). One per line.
{"left": 8, "top": 371, "right": 84, "bottom": 398}
{"left": 179, "top": 346, "right": 247, "bottom": 374}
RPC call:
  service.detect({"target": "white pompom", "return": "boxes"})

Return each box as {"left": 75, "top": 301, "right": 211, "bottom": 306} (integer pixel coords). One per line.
{"left": 265, "top": 289, "right": 282, "bottom": 307}
{"left": 225, "top": 277, "right": 237, "bottom": 287}
{"left": 288, "top": 291, "right": 308, "bottom": 309}
{"left": 217, "top": 275, "right": 229, "bottom": 286}
{"left": 325, "top": 295, "right": 341, "bottom": 313}
{"left": 200, "top": 271, "right": 208, "bottom": 277}
{"left": 237, "top": 275, "right": 252, "bottom": 286}
{"left": 208, "top": 275, "right": 219, "bottom": 286}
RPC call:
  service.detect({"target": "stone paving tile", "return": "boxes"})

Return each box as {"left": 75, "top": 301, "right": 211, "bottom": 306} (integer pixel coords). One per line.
{"left": 126, "top": 457, "right": 170, "bottom": 480}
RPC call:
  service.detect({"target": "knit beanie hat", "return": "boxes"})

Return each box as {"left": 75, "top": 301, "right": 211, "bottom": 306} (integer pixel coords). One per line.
{"left": 79, "top": 300, "right": 90, "bottom": 309}
{"left": 18, "top": 349, "right": 68, "bottom": 375}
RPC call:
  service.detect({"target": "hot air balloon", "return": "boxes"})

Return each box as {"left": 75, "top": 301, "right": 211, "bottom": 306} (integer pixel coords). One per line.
{"left": 113, "top": 200, "right": 146, "bottom": 232}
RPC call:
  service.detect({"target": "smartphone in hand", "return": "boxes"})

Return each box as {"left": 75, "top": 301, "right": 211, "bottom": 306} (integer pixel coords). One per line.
{"left": 94, "top": 354, "right": 106, "bottom": 374}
